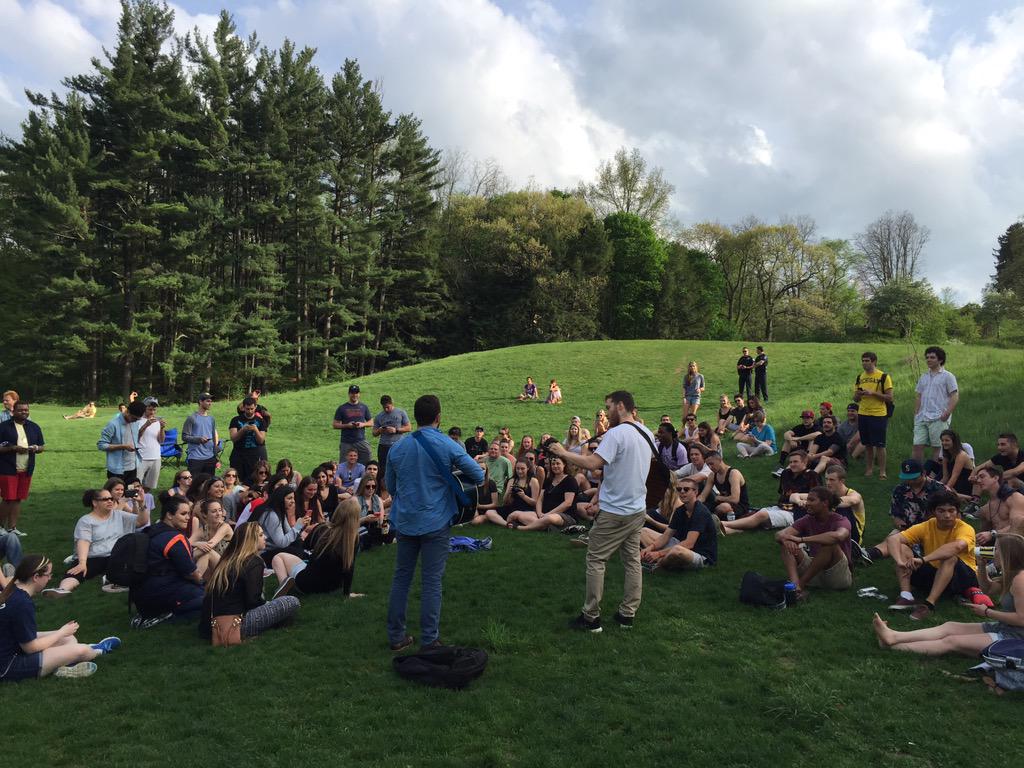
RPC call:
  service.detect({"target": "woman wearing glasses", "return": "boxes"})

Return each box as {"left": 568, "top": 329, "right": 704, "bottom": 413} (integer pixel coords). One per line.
{"left": 1, "top": 554, "right": 118, "bottom": 681}
{"left": 167, "top": 469, "right": 193, "bottom": 498}
{"left": 42, "top": 489, "right": 151, "bottom": 597}
{"left": 355, "top": 475, "right": 390, "bottom": 547}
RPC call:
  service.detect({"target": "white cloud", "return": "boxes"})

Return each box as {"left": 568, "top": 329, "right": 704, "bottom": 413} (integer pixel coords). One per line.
{"left": 0, "top": 0, "right": 103, "bottom": 83}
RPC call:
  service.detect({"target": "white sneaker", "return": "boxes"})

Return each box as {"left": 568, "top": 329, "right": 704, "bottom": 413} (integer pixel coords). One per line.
{"left": 41, "top": 587, "right": 72, "bottom": 598}
{"left": 101, "top": 582, "right": 129, "bottom": 594}
{"left": 55, "top": 662, "right": 98, "bottom": 679}
{"left": 1, "top": 563, "right": 14, "bottom": 579}
{"left": 11, "top": 528, "right": 26, "bottom": 537}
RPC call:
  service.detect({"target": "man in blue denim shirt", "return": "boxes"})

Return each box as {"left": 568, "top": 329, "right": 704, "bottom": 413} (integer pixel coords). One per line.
{"left": 385, "top": 394, "right": 483, "bottom": 651}
{"left": 97, "top": 401, "right": 144, "bottom": 483}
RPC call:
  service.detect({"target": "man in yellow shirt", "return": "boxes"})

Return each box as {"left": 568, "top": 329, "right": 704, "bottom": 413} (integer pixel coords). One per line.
{"left": 853, "top": 351, "right": 894, "bottom": 479}
{"left": 885, "top": 489, "right": 986, "bottom": 621}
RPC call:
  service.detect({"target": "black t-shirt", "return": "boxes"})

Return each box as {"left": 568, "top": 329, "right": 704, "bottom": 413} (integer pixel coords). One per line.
{"left": 812, "top": 431, "right": 846, "bottom": 462}
{"left": 668, "top": 501, "right": 718, "bottom": 564}
{"left": 737, "top": 355, "right": 754, "bottom": 374}
{"left": 294, "top": 527, "right": 357, "bottom": 595}
{"left": 477, "top": 479, "right": 498, "bottom": 507}
{"left": 729, "top": 406, "right": 747, "bottom": 424}
{"left": 779, "top": 469, "right": 819, "bottom": 504}
{"left": 229, "top": 415, "right": 267, "bottom": 450}
{"left": 542, "top": 475, "right": 579, "bottom": 515}
{"left": 755, "top": 353, "right": 768, "bottom": 372}
{"left": 713, "top": 467, "right": 749, "bottom": 510}
{"left": 201, "top": 555, "right": 264, "bottom": 633}
{"left": 465, "top": 437, "right": 488, "bottom": 458}
{"left": 791, "top": 423, "right": 818, "bottom": 440}
{"left": 992, "top": 451, "right": 1024, "bottom": 472}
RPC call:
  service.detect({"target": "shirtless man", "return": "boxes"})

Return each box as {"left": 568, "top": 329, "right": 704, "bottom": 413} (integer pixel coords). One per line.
{"left": 974, "top": 465, "right": 1024, "bottom": 546}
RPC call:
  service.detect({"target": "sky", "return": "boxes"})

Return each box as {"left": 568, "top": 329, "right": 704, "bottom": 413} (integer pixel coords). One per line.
{"left": 2, "top": 1, "right": 1023, "bottom": 301}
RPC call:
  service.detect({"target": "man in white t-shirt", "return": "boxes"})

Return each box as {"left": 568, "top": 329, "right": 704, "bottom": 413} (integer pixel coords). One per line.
{"left": 549, "top": 389, "right": 653, "bottom": 631}
{"left": 136, "top": 397, "right": 166, "bottom": 492}
{"left": 912, "top": 346, "right": 958, "bottom": 463}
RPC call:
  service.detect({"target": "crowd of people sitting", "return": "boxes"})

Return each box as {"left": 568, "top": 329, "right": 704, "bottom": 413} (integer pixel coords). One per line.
{"left": 2, "top": 345, "right": 1022, "bottom": 689}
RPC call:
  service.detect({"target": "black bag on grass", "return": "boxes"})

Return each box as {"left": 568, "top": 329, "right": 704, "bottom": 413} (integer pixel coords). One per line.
{"left": 739, "top": 570, "right": 787, "bottom": 609}
{"left": 393, "top": 645, "right": 488, "bottom": 689}
{"left": 106, "top": 529, "right": 156, "bottom": 587}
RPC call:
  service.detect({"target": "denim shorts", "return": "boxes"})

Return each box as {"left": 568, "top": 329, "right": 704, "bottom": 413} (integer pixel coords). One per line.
{"left": 1, "top": 652, "right": 41, "bottom": 682}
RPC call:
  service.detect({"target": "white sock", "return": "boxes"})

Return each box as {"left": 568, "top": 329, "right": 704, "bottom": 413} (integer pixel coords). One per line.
{"left": 900, "top": 591, "right": 914, "bottom": 601}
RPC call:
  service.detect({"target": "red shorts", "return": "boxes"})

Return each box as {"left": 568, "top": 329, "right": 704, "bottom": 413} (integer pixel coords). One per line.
{"left": 0, "top": 472, "right": 31, "bottom": 501}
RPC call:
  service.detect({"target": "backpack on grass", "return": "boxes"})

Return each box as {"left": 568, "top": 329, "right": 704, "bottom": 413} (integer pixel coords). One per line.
{"left": 739, "top": 570, "right": 788, "bottom": 609}
{"left": 393, "top": 645, "right": 488, "bottom": 689}
{"left": 106, "top": 529, "right": 156, "bottom": 588}
{"left": 979, "top": 638, "right": 1024, "bottom": 691}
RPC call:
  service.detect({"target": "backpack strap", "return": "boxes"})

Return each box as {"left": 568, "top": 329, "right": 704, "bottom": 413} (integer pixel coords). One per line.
{"left": 627, "top": 422, "right": 659, "bottom": 459}
{"left": 411, "top": 431, "right": 471, "bottom": 509}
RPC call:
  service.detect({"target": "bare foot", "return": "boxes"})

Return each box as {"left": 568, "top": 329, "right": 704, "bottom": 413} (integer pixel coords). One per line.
{"left": 879, "top": 473, "right": 887, "bottom": 479}
{"left": 872, "top": 612, "right": 894, "bottom": 648}
{"left": 864, "top": 469, "right": 874, "bottom": 477}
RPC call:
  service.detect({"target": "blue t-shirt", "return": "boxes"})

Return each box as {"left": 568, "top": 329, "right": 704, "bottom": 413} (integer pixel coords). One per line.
{"left": 229, "top": 415, "right": 267, "bottom": 450}
{"left": 334, "top": 462, "right": 365, "bottom": 490}
{"left": 335, "top": 402, "right": 372, "bottom": 443}
{"left": 0, "top": 587, "right": 36, "bottom": 664}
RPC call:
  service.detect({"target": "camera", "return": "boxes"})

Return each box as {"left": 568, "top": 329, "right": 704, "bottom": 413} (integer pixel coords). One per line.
{"left": 124, "top": 489, "right": 139, "bottom": 498}
{"left": 541, "top": 436, "right": 559, "bottom": 450}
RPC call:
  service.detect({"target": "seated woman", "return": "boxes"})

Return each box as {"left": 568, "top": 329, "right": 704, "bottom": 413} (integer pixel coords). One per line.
{"left": 564, "top": 423, "right": 586, "bottom": 456}
{"left": 191, "top": 498, "right": 232, "bottom": 577}
{"left": 131, "top": 495, "right": 205, "bottom": 623}
{"left": 545, "top": 379, "right": 563, "bottom": 405}
{"left": 167, "top": 469, "right": 193, "bottom": 499}
{"left": 256, "top": 486, "right": 310, "bottom": 565}
{"left": 696, "top": 421, "right": 722, "bottom": 454}
{"left": 270, "top": 499, "right": 362, "bottom": 597}
{"left": 199, "top": 522, "right": 300, "bottom": 641}
{"left": 354, "top": 475, "right": 389, "bottom": 547}
{"left": 494, "top": 460, "right": 540, "bottom": 524}
{"left": 43, "top": 489, "right": 150, "bottom": 598}
{"left": 593, "top": 409, "right": 610, "bottom": 438}
{"left": 872, "top": 532, "right": 1024, "bottom": 679}
{"left": 516, "top": 435, "right": 536, "bottom": 462}
{"left": 296, "top": 476, "right": 328, "bottom": 530}
{"left": 248, "top": 460, "right": 272, "bottom": 490}
{"left": 714, "top": 395, "right": 734, "bottom": 435}
{"left": 234, "top": 483, "right": 268, "bottom": 526}
{"left": 507, "top": 456, "right": 578, "bottom": 531}
{"left": 517, "top": 376, "right": 538, "bottom": 401}
{"left": 219, "top": 472, "right": 243, "bottom": 523}
{"left": 645, "top": 481, "right": 680, "bottom": 533}
{"left": 310, "top": 464, "right": 340, "bottom": 515}
{"left": 276, "top": 458, "right": 302, "bottom": 489}
{"left": 937, "top": 429, "right": 975, "bottom": 503}
{"left": 470, "top": 463, "right": 504, "bottom": 527}
{"left": 569, "top": 415, "right": 592, "bottom": 442}
{"left": 1, "top": 555, "right": 119, "bottom": 682}
{"left": 681, "top": 413, "right": 700, "bottom": 444}
{"left": 63, "top": 402, "right": 97, "bottom": 420}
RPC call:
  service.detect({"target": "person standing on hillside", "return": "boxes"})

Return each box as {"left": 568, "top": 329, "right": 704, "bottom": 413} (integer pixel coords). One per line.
{"left": 372, "top": 395, "right": 411, "bottom": 492}
{"left": 736, "top": 347, "right": 754, "bottom": 399}
{"left": 97, "top": 400, "right": 143, "bottom": 484}
{"left": 229, "top": 397, "right": 267, "bottom": 484}
{"left": 182, "top": 393, "right": 219, "bottom": 476}
{"left": 754, "top": 346, "right": 769, "bottom": 402}
{"left": 549, "top": 389, "right": 653, "bottom": 632}
{"left": 0, "top": 391, "right": 18, "bottom": 424}
{"left": 385, "top": 394, "right": 483, "bottom": 651}
{"left": 853, "top": 351, "right": 894, "bottom": 479}
{"left": 912, "top": 346, "right": 958, "bottom": 464}
{"left": 333, "top": 385, "right": 373, "bottom": 466}
{"left": 0, "top": 402, "right": 44, "bottom": 537}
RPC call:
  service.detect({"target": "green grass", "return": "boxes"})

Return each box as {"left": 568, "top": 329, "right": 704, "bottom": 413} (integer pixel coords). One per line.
{"left": 6, "top": 340, "right": 1024, "bottom": 767}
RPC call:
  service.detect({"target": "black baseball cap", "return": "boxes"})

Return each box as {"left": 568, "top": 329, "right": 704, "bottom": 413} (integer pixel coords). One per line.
{"left": 198, "top": 392, "right": 213, "bottom": 402}
{"left": 846, "top": 403, "right": 859, "bottom": 411}
{"left": 899, "top": 459, "right": 923, "bottom": 481}
{"left": 348, "top": 385, "right": 360, "bottom": 393}
{"left": 474, "top": 426, "right": 485, "bottom": 432}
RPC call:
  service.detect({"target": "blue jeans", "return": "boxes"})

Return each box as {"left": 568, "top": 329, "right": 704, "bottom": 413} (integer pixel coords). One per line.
{"left": 387, "top": 526, "right": 449, "bottom": 645}
{"left": 0, "top": 530, "right": 22, "bottom": 566}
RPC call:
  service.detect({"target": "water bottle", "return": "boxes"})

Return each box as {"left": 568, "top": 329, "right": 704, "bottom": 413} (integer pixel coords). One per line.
{"left": 783, "top": 581, "right": 798, "bottom": 606}
{"left": 726, "top": 511, "right": 736, "bottom": 522}
{"left": 975, "top": 546, "right": 995, "bottom": 559}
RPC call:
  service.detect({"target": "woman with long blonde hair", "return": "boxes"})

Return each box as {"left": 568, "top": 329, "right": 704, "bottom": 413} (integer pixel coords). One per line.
{"left": 201, "top": 522, "right": 300, "bottom": 641}
{"left": 270, "top": 498, "right": 363, "bottom": 597}
{"left": 873, "top": 533, "right": 1024, "bottom": 656}
{"left": 683, "top": 361, "right": 705, "bottom": 418}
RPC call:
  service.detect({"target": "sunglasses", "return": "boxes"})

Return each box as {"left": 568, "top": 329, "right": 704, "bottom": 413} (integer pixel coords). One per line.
{"left": 180, "top": 476, "right": 193, "bottom": 480}
{"left": 96, "top": 496, "right": 114, "bottom": 501}
{"left": 364, "top": 484, "right": 377, "bottom": 489}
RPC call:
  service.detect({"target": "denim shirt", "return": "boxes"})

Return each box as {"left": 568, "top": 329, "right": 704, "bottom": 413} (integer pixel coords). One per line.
{"left": 385, "top": 426, "right": 484, "bottom": 536}
{"left": 97, "top": 414, "right": 140, "bottom": 475}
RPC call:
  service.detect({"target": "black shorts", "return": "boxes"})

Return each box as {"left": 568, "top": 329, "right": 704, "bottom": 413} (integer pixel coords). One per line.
{"left": 858, "top": 415, "right": 889, "bottom": 448}
{"left": 910, "top": 558, "right": 978, "bottom": 596}
{"left": 63, "top": 556, "right": 110, "bottom": 583}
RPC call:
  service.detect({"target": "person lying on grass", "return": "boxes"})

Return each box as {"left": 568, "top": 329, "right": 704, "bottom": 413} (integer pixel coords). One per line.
{"left": 271, "top": 498, "right": 363, "bottom": 598}
{"left": 873, "top": 532, "right": 1024, "bottom": 657}
{"left": 43, "top": 488, "right": 150, "bottom": 598}
{"left": 199, "top": 522, "right": 300, "bottom": 642}
{"left": 775, "top": 486, "right": 852, "bottom": 600}
{"left": 639, "top": 478, "right": 717, "bottom": 571}
{"left": 884, "top": 490, "right": 990, "bottom": 621}
{"left": 1, "top": 555, "right": 120, "bottom": 682}
{"left": 974, "top": 465, "right": 1024, "bottom": 547}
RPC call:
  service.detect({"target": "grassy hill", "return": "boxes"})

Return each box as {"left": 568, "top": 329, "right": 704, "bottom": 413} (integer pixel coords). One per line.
{"left": 7, "top": 340, "right": 1024, "bottom": 767}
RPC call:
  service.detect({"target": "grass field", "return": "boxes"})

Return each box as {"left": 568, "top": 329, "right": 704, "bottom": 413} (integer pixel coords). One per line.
{"left": 6, "top": 340, "right": 1024, "bottom": 768}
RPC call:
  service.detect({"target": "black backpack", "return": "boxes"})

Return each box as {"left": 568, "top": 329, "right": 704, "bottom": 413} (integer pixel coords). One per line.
{"left": 106, "top": 528, "right": 156, "bottom": 588}
{"left": 393, "top": 645, "right": 488, "bottom": 689}
{"left": 739, "top": 570, "right": 788, "bottom": 609}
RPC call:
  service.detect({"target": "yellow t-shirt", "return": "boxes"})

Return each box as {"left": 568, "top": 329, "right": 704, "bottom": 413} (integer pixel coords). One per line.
{"left": 854, "top": 370, "right": 892, "bottom": 418}
{"left": 900, "top": 518, "right": 976, "bottom": 570}
{"left": 14, "top": 422, "right": 28, "bottom": 472}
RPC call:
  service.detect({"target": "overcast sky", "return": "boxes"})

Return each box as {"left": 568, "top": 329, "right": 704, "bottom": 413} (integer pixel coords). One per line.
{"left": 2, "top": 0, "right": 1022, "bottom": 301}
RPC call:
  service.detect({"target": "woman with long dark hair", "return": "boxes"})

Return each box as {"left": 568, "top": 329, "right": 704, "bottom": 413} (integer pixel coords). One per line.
{"left": 200, "top": 522, "right": 300, "bottom": 640}
{"left": 1, "top": 554, "right": 119, "bottom": 681}
{"left": 257, "top": 486, "right": 310, "bottom": 565}
{"left": 939, "top": 429, "right": 975, "bottom": 501}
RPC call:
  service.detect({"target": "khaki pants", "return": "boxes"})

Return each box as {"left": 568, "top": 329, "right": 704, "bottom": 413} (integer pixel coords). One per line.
{"left": 583, "top": 508, "right": 645, "bottom": 619}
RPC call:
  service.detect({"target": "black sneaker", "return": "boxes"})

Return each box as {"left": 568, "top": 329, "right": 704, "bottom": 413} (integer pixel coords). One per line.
{"left": 852, "top": 540, "right": 872, "bottom": 566}
{"left": 612, "top": 611, "right": 634, "bottom": 629}
{"left": 771, "top": 467, "right": 784, "bottom": 478}
{"left": 138, "top": 612, "right": 173, "bottom": 630}
{"left": 568, "top": 613, "right": 602, "bottom": 633}
{"left": 561, "top": 524, "right": 587, "bottom": 536}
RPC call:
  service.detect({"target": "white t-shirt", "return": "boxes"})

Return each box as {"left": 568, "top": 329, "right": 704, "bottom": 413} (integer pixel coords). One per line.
{"left": 594, "top": 421, "right": 654, "bottom": 515}
{"left": 14, "top": 422, "right": 28, "bottom": 472}
{"left": 137, "top": 419, "right": 163, "bottom": 461}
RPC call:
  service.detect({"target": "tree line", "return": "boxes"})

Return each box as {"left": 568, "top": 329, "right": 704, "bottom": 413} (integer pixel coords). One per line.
{"left": 0, "top": 1, "right": 1014, "bottom": 403}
